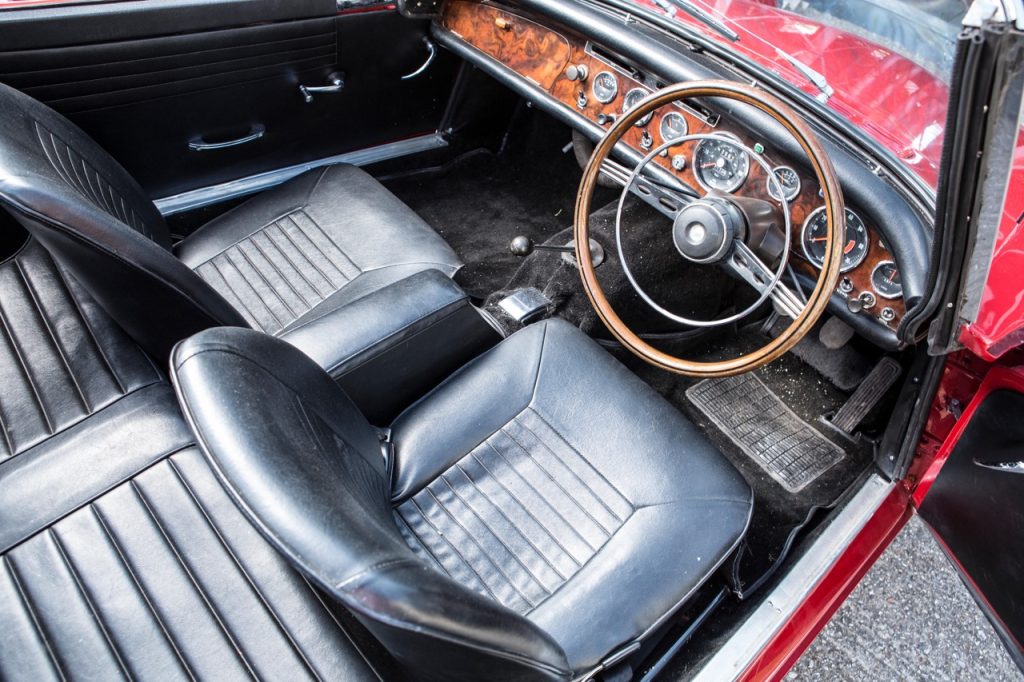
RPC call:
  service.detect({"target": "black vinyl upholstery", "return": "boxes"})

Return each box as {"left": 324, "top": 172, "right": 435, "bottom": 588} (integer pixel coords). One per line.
{"left": 171, "top": 319, "right": 753, "bottom": 680}
{"left": 0, "top": 82, "right": 462, "bottom": 361}
{"left": 0, "top": 239, "right": 379, "bottom": 681}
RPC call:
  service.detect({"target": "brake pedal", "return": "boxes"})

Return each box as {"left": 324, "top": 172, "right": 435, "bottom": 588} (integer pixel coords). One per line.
{"left": 828, "top": 357, "right": 902, "bottom": 435}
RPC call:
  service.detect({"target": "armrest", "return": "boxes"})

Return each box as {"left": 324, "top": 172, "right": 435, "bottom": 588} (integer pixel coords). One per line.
{"left": 281, "top": 269, "right": 500, "bottom": 424}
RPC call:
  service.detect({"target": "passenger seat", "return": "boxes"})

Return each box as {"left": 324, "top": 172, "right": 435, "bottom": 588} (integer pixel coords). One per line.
{"left": 0, "top": 239, "right": 381, "bottom": 680}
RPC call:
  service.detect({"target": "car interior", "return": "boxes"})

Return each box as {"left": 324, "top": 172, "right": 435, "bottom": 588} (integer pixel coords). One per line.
{"left": 0, "top": 0, "right": 937, "bottom": 679}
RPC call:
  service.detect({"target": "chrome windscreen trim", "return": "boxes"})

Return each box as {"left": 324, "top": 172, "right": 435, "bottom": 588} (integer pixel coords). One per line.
{"left": 689, "top": 474, "right": 896, "bottom": 681}
{"left": 154, "top": 133, "right": 447, "bottom": 216}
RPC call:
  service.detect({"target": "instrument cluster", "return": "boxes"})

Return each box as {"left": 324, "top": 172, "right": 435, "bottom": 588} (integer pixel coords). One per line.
{"left": 581, "top": 55, "right": 904, "bottom": 328}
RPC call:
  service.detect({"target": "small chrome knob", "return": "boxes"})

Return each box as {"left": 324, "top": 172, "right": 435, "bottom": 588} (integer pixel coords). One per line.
{"left": 565, "top": 64, "right": 589, "bottom": 81}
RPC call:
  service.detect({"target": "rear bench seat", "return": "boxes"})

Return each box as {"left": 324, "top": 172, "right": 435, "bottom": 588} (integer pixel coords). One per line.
{"left": 0, "top": 239, "right": 379, "bottom": 680}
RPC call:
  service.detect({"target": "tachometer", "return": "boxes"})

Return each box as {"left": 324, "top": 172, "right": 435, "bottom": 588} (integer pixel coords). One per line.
{"left": 767, "top": 165, "right": 801, "bottom": 202}
{"left": 800, "top": 207, "right": 869, "bottom": 273}
{"left": 692, "top": 136, "right": 749, "bottom": 193}
{"left": 871, "top": 261, "right": 902, "bottom": 299}
{"left": 659, "top": 111, "right": 688, "bottom": 144}
{"left": 592, "top": 71, "right": 618, "bottom": 104}
{"left": 623, "top": 87, "right": 653, "bottom": 126}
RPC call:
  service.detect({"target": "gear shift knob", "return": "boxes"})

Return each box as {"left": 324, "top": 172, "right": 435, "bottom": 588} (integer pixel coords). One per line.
{"left": 509, "top": 235, "right": 535, "bottom": 257}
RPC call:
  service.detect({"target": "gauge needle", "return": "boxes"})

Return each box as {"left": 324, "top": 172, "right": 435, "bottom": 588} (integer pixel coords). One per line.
{"left": 700, "top": 162, "right": 717, "bottom": 169}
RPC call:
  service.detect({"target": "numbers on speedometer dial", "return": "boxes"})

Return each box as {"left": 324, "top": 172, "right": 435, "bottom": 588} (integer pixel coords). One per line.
{"left": 800, "top": 207, "right": 869, "bottom": 273}
{"left": 692, "top": 136, "right": 749, "bottom": 193}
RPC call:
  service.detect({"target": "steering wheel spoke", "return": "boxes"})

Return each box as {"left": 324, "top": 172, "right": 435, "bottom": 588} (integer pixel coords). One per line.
{"left": 600, "top": 158, "right": 693, "bottom": 220}
{"left": 725, "top": 241, "right": 805, "bottom": 319}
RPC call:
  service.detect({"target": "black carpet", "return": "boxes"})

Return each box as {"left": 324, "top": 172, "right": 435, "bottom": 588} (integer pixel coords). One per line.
{"left": 384, "top": 116, "right": 595, "bottom": 299}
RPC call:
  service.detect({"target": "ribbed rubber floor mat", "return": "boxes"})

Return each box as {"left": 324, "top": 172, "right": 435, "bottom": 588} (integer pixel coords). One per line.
{"left": 687, "top": 374, "right": 844, "bottom": 493}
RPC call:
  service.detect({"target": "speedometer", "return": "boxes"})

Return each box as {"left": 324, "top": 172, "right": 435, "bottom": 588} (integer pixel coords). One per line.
{"left": 800, "top": 207, "right": 869, "bottom": 273}
{"left": 692, "top": 136, "right": 749, "bottom": 193}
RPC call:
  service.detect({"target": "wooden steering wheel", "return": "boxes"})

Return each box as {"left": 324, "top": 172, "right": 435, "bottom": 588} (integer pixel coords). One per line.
{"left": 574, "top": 81, "right": 844, "bottom": 377}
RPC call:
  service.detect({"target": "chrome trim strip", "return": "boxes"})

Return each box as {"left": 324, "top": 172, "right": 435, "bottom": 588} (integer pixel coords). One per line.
{"left": 689, "top": 475, "right": 896, "bottom": 681}
{"left": 155, "top": 133, "right": 447, "bottom": 216}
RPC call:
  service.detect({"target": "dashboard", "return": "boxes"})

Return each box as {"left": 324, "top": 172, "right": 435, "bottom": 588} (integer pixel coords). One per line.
{"left": 439, "top": 0, "right": 921, "bottom": 338}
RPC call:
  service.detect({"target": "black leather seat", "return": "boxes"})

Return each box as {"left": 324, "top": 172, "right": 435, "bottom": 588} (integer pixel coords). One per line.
{"left": 0, "top": 82, "right": 461, "bottom": 361}
{"left": 172, "top": 319, "right": 753, "bottom": 680}
{"left": 0, "top": 239, "right": 380, "bottom": 680}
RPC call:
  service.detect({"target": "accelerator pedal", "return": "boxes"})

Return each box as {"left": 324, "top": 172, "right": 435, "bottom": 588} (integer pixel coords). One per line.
{"left": 827, "top": 357, "right": 902, "bottom": 435}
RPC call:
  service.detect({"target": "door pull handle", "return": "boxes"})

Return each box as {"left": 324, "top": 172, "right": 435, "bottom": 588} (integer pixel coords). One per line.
{"left": 188, "top": 124, "right": 265, "bottom": 151}
{"left": 300, "top": 72, "right": 346, "bottom": 103}
{"left": 401, "top": 37, "right": 437, "bottom": 80}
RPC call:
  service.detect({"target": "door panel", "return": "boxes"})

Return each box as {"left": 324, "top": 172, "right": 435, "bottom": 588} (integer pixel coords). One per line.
{"left": 0, "top": 0, "right": 457, "bottom": 198}
{"left": 917, "top": 366, "right": 1024, "bottom": 669}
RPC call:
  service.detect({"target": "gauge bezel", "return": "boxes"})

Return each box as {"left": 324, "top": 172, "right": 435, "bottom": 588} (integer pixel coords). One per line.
{"left": 870, "top": 260, "right": 903, "bottom": 299}
{"left": 800, "top": 206, "right": 869, "bottom": 274}
{"left": 592, "top": 71, "right": 618, "bottom": 104}
{"left": 622, "top": 87, "right": 653, "bottom": 126}
{"left": 691, "top": 133, "right": 749, "bottom": 193}
{"left": 767, "top": 165, "right": 801, "bottom": 202}
{"left": 659, "top": 111, "right": 689, "bottom": 145}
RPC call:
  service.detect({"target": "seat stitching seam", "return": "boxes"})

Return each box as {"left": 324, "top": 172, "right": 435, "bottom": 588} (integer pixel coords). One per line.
{"left": 287, "top": 212, "right": 351, "bottom": 285}
{"left": 515, "top": 412, "right": 631, "bottom": 523}
{"left": 262, "top": 225, "right": 327, "bottom": 301}
{"left": 50, "top": 267, "right": 129, "bottom": 394}
{"left": 2, "top": 555, "right": 68, "bottom": 681}
{"left": 245, "top": 235, "right": 316, "bottom": 311}
{"left": 499, "top": 425, "right": 614, "bottom": 538}
{"left": 484, "top": 438, "right": 598, "bottom": 554}
{"left": 420, "top": 485, "right": 536, "bottom": 608}
{"left": 220, "top": 251, "right": 286, "bottom": 329}
{"left": 230, "top": 243, "right": 301, "bottom": 319}
{"left": 450, "top": 462, "right": 568, "bottom": 583}
{"left": 269, "top": 220, "right": 335, "bottom": 294}
{"left": 304, "top": 215, "right": 361, "bottom": 279}
{"left": 48, "top": 528, "right": 132, "bottom": 679}
{"left": 0, "top": 291, "right": 54, "bottom": 434}
{"left": 392, "top": 511, "right": 450, "bottom": 575}
{"left": 404, "top": 497, "right": 503, "bottom": 604}
{"left": 129, "top": 479, "right": 259, "bottom": 680}
{"left": 527, "top": 407, "right": 635, "bottom": 516}
{"left": 90, "top": 504, "right": 197, "bottom": 680}
{"left": 466, "top": 451, "right": 579, "bottom": 572}
{"left": 436, "top": 472, "right": 551, "bottom": 598}
{"left": 166, "top": 458, "right": 322, "bottom": 681}
{"left": 14, "top": 258, "right": 91, "bottom": 412}
{"left": 200, "top": 259, "right": 261, "bottom": 329}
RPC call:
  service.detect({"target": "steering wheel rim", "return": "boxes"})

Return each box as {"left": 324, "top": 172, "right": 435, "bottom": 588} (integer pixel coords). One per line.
{"left": 574, "top": 80, "right": 845, "bottom": 377}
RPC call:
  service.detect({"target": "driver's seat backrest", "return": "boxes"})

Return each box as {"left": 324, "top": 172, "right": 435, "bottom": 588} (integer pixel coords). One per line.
{"left": 171, "top": 327, "right": 574, "bottom": 681}
{"left": 0, "top": 82, "right": 246, "bottom": 360}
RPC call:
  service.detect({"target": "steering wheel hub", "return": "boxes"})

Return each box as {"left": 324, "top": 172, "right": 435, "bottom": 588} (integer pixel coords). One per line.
{"left": 672, "top": 199, "right": 741, "bottom": 264}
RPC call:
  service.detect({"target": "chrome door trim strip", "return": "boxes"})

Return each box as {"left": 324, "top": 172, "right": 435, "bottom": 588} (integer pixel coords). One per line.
{"left": 690, "top": 474, "right": 896, "bottom": 681}
{"left": 155, "top": 132, "right": 447, "bottom": 216}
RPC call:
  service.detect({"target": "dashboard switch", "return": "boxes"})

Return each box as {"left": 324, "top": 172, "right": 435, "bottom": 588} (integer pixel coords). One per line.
{"left": 859, "top": 291, "right": 876, "bottom": 310}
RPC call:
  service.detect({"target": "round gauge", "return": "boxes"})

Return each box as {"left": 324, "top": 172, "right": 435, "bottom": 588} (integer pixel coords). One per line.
{"left": 801, "top": 207, "right": 869, "bottom": 272}
{"left": 622, "top": 88, "right": 653, "bottom": 126}
{"left": 871, "top": 261, "right": 903, "bottom": 299}
{"left": 692, "top": 136, "right": 750, "bottom": 193}
{"left": 767, "top": 165, "right": 801, "bottom": 202}
{"left": 659, "top": 111, "right": 688, "bottom": 145}
{"left": 592, "top": 71, "right": 618, "bottom": 104}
